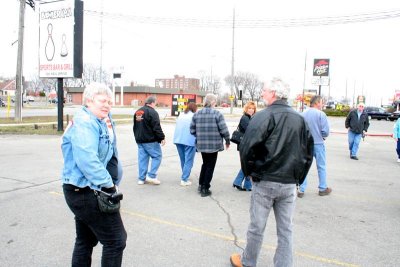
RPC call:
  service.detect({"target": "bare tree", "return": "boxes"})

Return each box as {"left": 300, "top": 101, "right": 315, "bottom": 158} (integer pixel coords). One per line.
{"left": 210, "top": 76, "right": 221, "bottom": 95}
{"left": 64, "top": 64, "right": 111, "bottom": 88}
{"left": 225, "top": 71, "right": 252, "bottom": 105}
{"left": 41, "top": 78, "right": 57, "bottom": 93}
{"left": 243, "top": 72, "right": 262, "bottom": 101}
{"left": 28, "top": 75, "right": 43, "bottom": 94}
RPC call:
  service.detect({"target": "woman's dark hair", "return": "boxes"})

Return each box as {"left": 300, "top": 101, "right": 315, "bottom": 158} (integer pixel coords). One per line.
{"left": 184, "top": 102, "right": 198, "bottom": 113}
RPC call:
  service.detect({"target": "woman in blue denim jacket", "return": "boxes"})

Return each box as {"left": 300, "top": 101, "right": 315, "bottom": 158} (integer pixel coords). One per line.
{"left": 61, "top": 83, "right": 127, "bottom": 267}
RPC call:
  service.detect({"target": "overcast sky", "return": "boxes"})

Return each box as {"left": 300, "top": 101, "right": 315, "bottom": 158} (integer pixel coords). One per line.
{"left": 1, "top": 0, "right": 400, "bottom": 106}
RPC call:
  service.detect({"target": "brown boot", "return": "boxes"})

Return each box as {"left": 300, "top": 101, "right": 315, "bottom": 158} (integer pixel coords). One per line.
{"left": 230, "top": 253, "right": 243, "bottom": 267}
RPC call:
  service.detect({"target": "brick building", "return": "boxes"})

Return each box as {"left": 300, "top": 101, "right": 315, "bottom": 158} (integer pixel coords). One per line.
{"left": 66, "top": 85, "right": 206, "bottom": 107}
{"left": 155, "top": 75, "right": 200, "bottom": 91}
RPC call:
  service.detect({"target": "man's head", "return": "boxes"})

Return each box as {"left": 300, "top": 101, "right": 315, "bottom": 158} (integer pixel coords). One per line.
{"left": 310, "top": 95, "right": 323, "bottom": 110}
{"left": 203, "top": 93, "right": 217, "bottom": 107}
{"left": 145, "top": 95, "right": 157, "bottom": 108}
{"left": 262, "top": 77, "right": 290, "bottom": 106}
{"left": 357, "top": 102, "right": 365, "bottom": 112}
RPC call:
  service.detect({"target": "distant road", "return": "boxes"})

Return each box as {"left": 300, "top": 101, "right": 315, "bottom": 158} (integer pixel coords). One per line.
{"left": 0, "top": 105, "right": 242, "bottom": 119}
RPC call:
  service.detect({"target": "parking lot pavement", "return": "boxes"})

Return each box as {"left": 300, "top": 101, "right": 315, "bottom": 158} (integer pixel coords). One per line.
{"left": 0, "top": 117, "right": 399, "bottom": 266}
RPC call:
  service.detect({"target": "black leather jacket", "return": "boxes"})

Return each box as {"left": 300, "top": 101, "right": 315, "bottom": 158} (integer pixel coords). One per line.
{"left": 239, "top": 100, "right": 314, "bottom": 185}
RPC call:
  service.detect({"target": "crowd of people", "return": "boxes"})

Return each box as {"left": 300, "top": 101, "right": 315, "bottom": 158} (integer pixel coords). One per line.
{"left": 59, "top": 79, "right": 398, "bottom": 267}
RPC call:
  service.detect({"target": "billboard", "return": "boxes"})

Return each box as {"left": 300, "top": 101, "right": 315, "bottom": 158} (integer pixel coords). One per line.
{"left": 39, "top": 0, "right": 83, "bottom": 78}
{"left": 171, "top": 94, "right": 196, "bottom": 116}
{"left": 313, "top": 59, "right": 330, "bottom": 76}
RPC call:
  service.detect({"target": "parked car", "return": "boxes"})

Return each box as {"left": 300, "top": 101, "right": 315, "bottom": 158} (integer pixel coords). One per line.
{"left": 49, "top": 98, "right": 58, "bottom": 103}
{"left": 364, "top": 106, "right": 391, "bottom": 120}
{"left": 0, "top": 99, "right": 5, "bottom": 107}
{"left": 220, "top": 102, "right": 230, "bottom": 107}
{"left": 11, "top": 97, "right": 28, "bottom": 103}
{"left": 389, "top": 110, "right": 400, "bottom": 121}
{"left": 27, "top": 96, "right": 35, "bottom": 102}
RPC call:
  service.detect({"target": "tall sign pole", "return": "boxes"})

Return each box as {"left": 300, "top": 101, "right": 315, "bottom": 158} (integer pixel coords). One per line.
{"left": 39, "top": 0, "right": 83, "bottom": 131}
{"left": 15, "top": 0, "right": 26, "bottom": 122}
{"left": 230, "top": 8, "right": 235, "bottom": 114}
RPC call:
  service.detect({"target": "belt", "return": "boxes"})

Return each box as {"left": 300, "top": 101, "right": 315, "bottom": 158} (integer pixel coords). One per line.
{"left": 63, "top": 184, "right": 92, "bottom": 192}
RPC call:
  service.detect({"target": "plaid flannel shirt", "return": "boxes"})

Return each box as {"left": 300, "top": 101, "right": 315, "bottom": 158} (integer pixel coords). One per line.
{"left": 190, "top": 107, "right": 230, "bottom": 153}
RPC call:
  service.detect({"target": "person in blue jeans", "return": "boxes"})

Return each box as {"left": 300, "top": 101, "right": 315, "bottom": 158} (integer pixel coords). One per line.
{"left": 230, "top": 77, "right": 314, "bottom": 267}
{"left": 61, "top": 83, "right": 127, "bottom": 267}
{"left": 345, "top": 102, "right": 369, "bottom": 160}
{"left": 232, "top": 101, "right": 256, "bottom": 191}
{"left": 393, "top": 117, "right": 400, "bottom": 163}
{"left": 173, "top": 102, "right": 198, "bottom": 186}
{"left": 133, "top": 96, "right": 166, "bottom": 185}
{"left": 298, "top": 95, "right": 332, "bottom": 198}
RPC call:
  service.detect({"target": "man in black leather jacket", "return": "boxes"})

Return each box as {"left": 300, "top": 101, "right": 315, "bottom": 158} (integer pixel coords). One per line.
{"left": 230, "top": 77, "right": 314, "bottom": 267}
{"left": 345, "top": 102, "right": 369, "bottom": 160}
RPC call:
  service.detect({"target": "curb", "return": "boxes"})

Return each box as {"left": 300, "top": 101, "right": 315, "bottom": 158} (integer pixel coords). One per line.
{"left": 330, "top": 131, "right": 393, "bottom": 137}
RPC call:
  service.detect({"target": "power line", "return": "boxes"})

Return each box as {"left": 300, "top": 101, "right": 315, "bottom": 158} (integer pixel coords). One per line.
{"left": 84, "top": 9, "right": 400, "bottom": 28}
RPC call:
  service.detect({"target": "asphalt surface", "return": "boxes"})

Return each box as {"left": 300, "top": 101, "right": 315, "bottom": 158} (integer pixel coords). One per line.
{"left": 0, "top": 115, "right": 399, "bottom": 267}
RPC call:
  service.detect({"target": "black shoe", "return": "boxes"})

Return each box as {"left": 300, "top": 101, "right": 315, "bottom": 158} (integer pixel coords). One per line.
{"left": 233, "top": 184, "right": 246, "bottom": 191}
{"left": 201, "top": 189, "right": 212, "bottom": 197}
{"left": 350, "top": 155, "right": 359, "bottom": 160}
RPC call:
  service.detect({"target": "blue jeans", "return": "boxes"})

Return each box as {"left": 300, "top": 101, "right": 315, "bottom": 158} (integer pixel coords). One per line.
{"left": 348, "top": 130, "right": 362, "bottom": 157}
{"left": 233, "top": 169, "right": 252, "bottom": 190}
{"left": 63, "top": 184, "right": 127, "bottom": 267}
{"left": 396, "top": 140, "right": 400, "bottom": 159}
{"left": 299, "top": 144, "right": 327, "bottom": 192}
{"left": 137, "top": 142, "right": 162, "bottom": 180}
{"left": 242, "top": 181, "right": 296, "bottom": 267}
{"left": 175, "top": 144, "right": 196, "bottom": 181}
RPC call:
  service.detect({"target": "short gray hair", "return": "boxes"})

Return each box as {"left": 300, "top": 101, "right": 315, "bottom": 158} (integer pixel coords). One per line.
{"left": 203, "top": 93, "right": 217, "bottom": 107}
{"left": 145, "top": 95, "right": 157, "bottom": 105}
{"left": 83, "top": 83, "right": 112, "bottom": 105}
{"left": 265, "top": 77, "right": 290, "bottom": 100}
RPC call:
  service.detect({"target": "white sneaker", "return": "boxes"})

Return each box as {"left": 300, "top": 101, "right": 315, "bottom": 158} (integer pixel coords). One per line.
{"left": 146, "top": 177, "right": 161, "bottom": 185}
{"left": 397, "top": 159, "right": 400, "bottom": 163}
{"left": 180, "top": 180, "right": 192, "bottom": 186}
{"left": 137, "top": 180, "right": 145, "bottom": 185}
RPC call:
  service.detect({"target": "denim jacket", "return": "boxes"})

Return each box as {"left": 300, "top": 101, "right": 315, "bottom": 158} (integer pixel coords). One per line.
{"left": 61, "top": 106, "right": 115, "bottom": 190}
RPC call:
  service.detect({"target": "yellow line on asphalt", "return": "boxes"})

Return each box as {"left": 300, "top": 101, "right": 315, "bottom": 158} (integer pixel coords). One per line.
{"left": 50, "top": 191, "right": 359, "bottom": 267}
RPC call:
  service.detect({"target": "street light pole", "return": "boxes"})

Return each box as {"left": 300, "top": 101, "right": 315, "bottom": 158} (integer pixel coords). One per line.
{"left": 15, "top": 0, "right": 26, "bottom": 122}
{"left": 230, "top": 8, "right": 235, "bottom": 115}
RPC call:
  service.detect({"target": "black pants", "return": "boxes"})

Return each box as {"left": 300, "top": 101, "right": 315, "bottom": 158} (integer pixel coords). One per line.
{"left": 199, "top": 152, "right": 218, "bottom": 190}
{"left": 63, "top": 184, "right": 127, "bottom": 267}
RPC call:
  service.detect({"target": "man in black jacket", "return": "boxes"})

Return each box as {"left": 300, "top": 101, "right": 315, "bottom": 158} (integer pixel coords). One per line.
{"left": 133, "top": 96, "right": 165, "bottom": 185}
{"left": 230, "top": 77, "right": 314, "bottom": 267}
{"left": 345, "top": 102, "right": 369, "bottom": 160}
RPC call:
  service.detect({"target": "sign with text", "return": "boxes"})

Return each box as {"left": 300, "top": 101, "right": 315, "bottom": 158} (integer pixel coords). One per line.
{"left": 313, "top": 59, "right": 330, "bottom": 77}
{"left": 311, "top": 76, "right": 330, "bottom": 86}
{"left": 171, "top": 94, "right": 196, "bottom": 116}
{"left": 39, "top": 0, "right": 83, "bottom": 78}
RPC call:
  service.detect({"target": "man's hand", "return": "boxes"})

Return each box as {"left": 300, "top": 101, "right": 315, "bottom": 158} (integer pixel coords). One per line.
{"left": 161, "top": 139, "right": 166, "bottom": 146}
{"left": 225, "top": 143, "right": 230, "bottom": 150}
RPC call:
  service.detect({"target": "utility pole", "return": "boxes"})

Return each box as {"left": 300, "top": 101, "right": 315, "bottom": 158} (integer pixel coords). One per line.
{"left": 301, "top": 50, "right": 307, "bottom": 112}
{"left": 99, "top": 0, "right": 104, "bottom": 82}
{"left": 15, "top": 0, "right": 26, "bottom": 122}
{"left": 230, "top": 8, "right": 235, "bottom": 114}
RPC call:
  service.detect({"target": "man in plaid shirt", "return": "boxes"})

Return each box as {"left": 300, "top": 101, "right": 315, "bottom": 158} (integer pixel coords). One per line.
{"left": 190, "top": 94, "right": 230, "bottom": 197}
